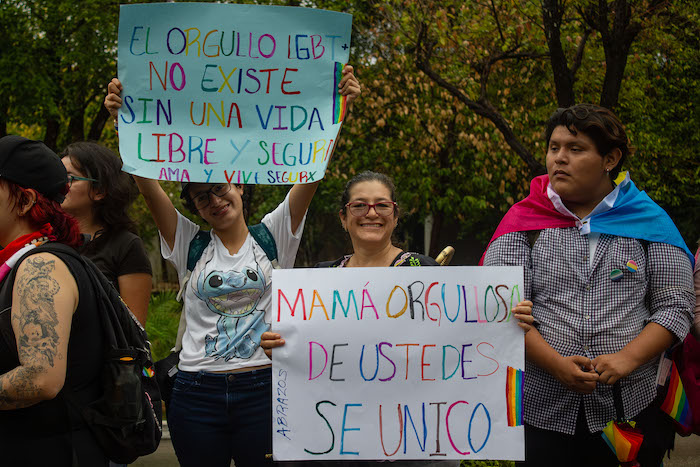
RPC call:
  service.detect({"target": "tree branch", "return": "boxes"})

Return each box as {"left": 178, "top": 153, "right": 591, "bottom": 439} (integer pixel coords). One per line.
{"left": 489, "top": 0, "right": 506, "bottom": 43}
{"left": 570, "top": 28, "right": 592, "bottom": 80}
{"left": 414, "top": 23, "right": 545, "bottom": 175}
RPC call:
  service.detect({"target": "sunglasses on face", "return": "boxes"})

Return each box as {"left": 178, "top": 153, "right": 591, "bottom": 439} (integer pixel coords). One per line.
{"left": 67, "top": 174, "right": 98, "bottom": 187}
{"left": 191, "top": 184, "right": 232, "bottom": 209}
{"left": 344, "top": 201, "right": 397, "bottom": 217}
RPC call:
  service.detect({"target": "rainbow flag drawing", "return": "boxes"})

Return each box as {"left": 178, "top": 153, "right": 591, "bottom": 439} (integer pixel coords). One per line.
{"left": 660, "top": 359, "right": 692, "bottom": 430}
{"left": 332, "top": 62, "right": 347, "bottom": 124}
{"left": 506, "top": 366, "right": 523, "bottom": 426}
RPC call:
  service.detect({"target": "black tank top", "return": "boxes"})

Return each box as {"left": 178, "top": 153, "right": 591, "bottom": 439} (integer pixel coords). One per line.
{"left": 0, "top": 247, "right": 105, "bottom": 464}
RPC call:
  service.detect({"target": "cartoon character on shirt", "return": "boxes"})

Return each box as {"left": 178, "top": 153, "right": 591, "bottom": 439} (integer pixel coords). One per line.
{"left": 194, "top": 254, "right": 270, "bottom": 360}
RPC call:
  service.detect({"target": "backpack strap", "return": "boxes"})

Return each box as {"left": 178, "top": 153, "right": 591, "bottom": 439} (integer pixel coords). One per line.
{"left": 172, "top": 223, "right": 279, "bottom": 352}
{"left": 249, "top": 223, "right": 279, "bottom": 269}
{"left": 176, "top": 230, "right": 212, "bottom": 303}
{"left": 186, "top": 230, "right": 212, "bottom": 272}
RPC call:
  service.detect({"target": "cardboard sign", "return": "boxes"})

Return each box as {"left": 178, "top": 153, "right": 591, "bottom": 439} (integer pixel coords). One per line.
{"left": 117, "top": 3, "right": 352, "bottom": 184}
{"left": 272, "top": 266, "right": 525, "bottom": 461}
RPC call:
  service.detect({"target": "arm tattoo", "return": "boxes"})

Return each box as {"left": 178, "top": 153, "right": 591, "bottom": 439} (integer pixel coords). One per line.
{"left": 14, "top": 257, "right": 62, "bottom": 367}
{"left": 0, "top": 366, "right": 42, "bottom": 410}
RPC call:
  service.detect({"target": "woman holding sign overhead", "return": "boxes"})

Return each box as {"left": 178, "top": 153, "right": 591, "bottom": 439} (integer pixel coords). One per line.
{"left": 261, "top": 171, "right": 533, "bottom": 466}
{"left": 104, "top": 66, "right": 359, "bottom": 467}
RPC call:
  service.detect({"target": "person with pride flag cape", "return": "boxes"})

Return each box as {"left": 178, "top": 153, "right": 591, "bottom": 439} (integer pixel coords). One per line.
{"left": 482, "top": 104, "right": 694, "bottom": 467}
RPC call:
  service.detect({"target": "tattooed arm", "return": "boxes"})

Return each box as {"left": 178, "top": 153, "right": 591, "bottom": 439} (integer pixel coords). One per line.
{"left": 0, "top": 253, "right": 78, "bottom": 410}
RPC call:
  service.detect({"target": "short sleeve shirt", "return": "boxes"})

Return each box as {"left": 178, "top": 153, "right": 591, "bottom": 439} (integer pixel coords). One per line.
{"left": 160, "top": 193, "right": 305, "bottom": 372}
{"left": 80, "top": 228, "right": 152, "bottom": 291}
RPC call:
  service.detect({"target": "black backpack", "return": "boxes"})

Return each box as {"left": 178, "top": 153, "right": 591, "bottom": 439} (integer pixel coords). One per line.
{"left": 0, "top": 243, "right": 162, "bottom": 464}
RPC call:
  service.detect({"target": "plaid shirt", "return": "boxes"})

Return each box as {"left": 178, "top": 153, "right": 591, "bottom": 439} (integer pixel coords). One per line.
{"left": 484, "top": 229, "right": 694, "bottom": 434}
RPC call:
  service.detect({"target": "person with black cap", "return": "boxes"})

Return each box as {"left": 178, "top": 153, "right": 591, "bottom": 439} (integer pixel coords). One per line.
{"left": 104, "top": 66, "right": 360, "bottom": 467}
{"left": 0, "top": 136, "right": 108, "bottom": 465}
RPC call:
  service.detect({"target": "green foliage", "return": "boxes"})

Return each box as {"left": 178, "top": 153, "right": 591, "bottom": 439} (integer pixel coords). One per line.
{"left": 617, "top": 1, "right": 700, "bottom": 246}
{"left": 144, "top": 291, "right": 182, "bottom": 362}
{"left": 2, "top": 0, "right": 698, "bottom": 263}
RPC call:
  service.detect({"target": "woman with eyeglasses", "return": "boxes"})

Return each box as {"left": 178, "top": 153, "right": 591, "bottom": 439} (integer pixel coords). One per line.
{"left": 104, "top": 66, "right": 360, "bottom": 467}
{"left": 261, "top": 171, "right": 532, "bottom": 466}
{"left": 60, "top": 142, "right": 152, "bottom": 325}
{"left": 316, "top": 171, "right": 437, "bottom": 268}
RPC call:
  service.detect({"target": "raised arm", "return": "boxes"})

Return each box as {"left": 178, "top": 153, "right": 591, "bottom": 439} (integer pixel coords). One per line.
{"left": 0, "top": 254, "right": 78, "bottom": 409}
{"left": 287, "top": 65, "right": 361, "bottom": 233}
{"left": 105, "top": 78, "right": 178, "bottom": 249}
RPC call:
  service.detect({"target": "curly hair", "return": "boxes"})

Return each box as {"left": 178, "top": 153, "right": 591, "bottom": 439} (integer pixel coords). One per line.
{"left": 61, "top": 142, "right": 137, "bottom": 233}
{"left": 545, "top": 104, "right": 633, "bottom": 180}
{"left": 0, "top": 179, "right": 82, "bottom": 248}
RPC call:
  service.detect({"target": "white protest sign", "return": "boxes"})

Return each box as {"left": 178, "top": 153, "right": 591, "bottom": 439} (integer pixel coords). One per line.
{"left": 272, "top": 266, "right": 525, "bottom": 461}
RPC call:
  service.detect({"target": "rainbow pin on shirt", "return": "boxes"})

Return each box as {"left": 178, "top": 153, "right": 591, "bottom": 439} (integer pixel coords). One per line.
{"left": 610, "top": 269, "right": 623, "bottom": 281}
{"left": 626, "top": 260, "right": 638, "bottom": 273}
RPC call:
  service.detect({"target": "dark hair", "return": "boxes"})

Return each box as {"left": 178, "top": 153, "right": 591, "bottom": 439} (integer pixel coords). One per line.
{"left": 0, "top": 179, "right": 82, "bottom": 248}
{"left": 544, "top": 104, "right": 633, "bottom": 179}
{"left": 61, "top": 142, "right": 137, "bottom": 233}
{"left": 339, "top": 171, "right": 399, "bottom": 217}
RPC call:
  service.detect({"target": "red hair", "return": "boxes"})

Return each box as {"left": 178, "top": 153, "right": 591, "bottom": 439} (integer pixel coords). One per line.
{"left": 0, "top": 179, "right": 83, "bottom": 248}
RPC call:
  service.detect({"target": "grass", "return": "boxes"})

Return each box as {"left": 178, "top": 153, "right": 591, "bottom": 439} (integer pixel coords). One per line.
{"left": 144, "top": 291, "right": 182, "bottom": 361}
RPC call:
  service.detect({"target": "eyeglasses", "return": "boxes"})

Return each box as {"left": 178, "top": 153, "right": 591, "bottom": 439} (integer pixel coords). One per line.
{"left": 67, "top": 174, "right": 98, "bottom": 187}
{"left": 190, "top": 184, "right": 231, "bottom": 209}
{"left": 344, "top": 201, "right": 397, "bottom": 217}
{"left": 559, "top": 105, "right": 593, "bottom": 120}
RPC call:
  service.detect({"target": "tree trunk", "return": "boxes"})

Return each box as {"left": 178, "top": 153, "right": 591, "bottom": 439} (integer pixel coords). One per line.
{"left": 583, "top": 0, "right": 642, "bottom": 109}
{"left": 88, "top": 105, "right": 111, "bottom": 141}
{"left": 600, "top": 45, "right": 633, "bottom": 109}
{"left": 428, "top": 211, "right": 444, "bottom": 259}
{"left": 68, "top": 109, "right": 85, "bottom": 143}
{"left": 44, "top": 118, "right": 60, "bottom": 151}
{"left": 542, "top": 0, "right": 576, "bottom": 107}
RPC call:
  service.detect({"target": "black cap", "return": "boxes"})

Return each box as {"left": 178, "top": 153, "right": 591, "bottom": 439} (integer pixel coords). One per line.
{"left": 0, "top": 135, "right": 68, "bottom": 203}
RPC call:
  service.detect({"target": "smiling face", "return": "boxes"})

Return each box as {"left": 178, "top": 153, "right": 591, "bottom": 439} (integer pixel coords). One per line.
{"left": 188, "top": 182, "right": 245, "bottom": 231}
{"left": 546, "top": 125, "right": 621, "bottom": 216}
{"left": 340, "top": 180, "right": 398, "bottom": 249}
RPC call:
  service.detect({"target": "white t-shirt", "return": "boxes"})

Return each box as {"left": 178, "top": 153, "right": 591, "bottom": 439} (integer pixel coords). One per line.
{"left": 160, "top": 193, "right": 305, "bottom": 372}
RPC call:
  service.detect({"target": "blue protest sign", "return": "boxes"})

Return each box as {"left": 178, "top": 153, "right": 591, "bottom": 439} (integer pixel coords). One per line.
{"left": 117, "top": 3, "right": 352, "bottom": 184}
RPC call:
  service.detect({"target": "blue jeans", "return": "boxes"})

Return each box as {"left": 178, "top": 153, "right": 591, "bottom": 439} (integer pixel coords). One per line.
{"left": 168, "top": 368, "right": 274, "bottom": 467}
